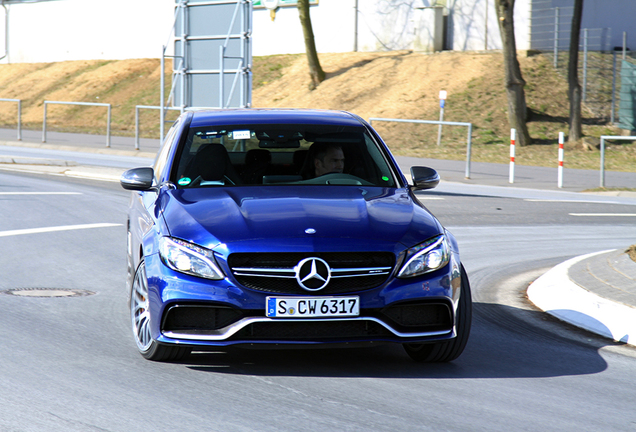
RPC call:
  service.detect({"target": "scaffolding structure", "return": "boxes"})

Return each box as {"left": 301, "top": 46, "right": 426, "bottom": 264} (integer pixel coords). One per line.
{"left": 160, "top": 0, "right": 253, "bottom": 140}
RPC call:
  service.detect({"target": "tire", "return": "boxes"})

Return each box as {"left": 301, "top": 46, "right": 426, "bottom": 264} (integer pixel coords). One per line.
{"left": 130, "top": 259, "right": 191, "bottom": 362}
{"left": 403, "top": 264, "right": 472, "bottom": 362}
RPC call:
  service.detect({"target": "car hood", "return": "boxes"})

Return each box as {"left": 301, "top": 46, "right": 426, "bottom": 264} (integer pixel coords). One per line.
{"left": 159, "top": 186, "right": 442, "bottom": 253}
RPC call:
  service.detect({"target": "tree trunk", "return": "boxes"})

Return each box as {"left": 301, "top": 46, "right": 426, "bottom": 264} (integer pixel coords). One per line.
{"left": 495, "top": 0, "right": 531, "bottom": 146}
{"left": 568, "top": 0, "right": 584, "bottom": 142}
{"left": 297, "top": 0, "right": 325, "bottom": 90}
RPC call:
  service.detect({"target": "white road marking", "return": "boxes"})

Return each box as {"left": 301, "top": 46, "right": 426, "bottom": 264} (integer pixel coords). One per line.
{"left": 569, "top": 213, "right": 636, "bottom": 217}
{"left": 0, "top": 192, "right": 81, "bottom": 195}
{"left": 525, "top": 199, "right": 628, "bottom": 205}
{"left": 0, "top": 223, "right": 122, "bottom": 238}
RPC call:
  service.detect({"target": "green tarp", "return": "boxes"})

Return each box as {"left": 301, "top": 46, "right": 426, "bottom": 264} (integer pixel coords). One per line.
{"left": 619, "top": 60, "right": 636, "bottom": 131}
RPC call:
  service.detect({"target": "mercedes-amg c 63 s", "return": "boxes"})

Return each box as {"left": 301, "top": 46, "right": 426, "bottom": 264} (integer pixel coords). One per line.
{"left": 121, "top": 109, "right": 471, "bottom": 362}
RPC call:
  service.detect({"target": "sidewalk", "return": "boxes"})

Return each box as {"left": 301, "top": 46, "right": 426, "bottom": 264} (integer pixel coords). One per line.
{"left": 1, "top": 128, "right": 635, "bottom": 346}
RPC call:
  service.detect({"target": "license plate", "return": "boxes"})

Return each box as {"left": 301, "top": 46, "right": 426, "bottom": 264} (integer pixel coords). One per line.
{"left": 266, "top": 296, "right": 359, "bottom": 318}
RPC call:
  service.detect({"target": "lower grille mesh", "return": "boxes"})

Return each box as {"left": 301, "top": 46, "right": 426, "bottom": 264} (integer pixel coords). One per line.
{"left": 381, "top": 303, "right": 452, "bottom": 332}
{"left": 231, "top": 320, "right": 394, "bottom": 341}
{"left": 162, "top": 305, "right": 243, "bottom": 331}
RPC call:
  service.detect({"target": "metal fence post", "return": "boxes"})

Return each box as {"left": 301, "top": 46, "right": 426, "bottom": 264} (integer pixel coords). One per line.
{"left": 42, "top": 102, "right": 47, "bottom": 143}
{"left": 509, "top": 128, "right": 516, "bottom": 184}
{"left": 465, "top": 123, "right": 472, "bottom": 179}
{"left": 106, "top": 104, "right": 111, "bottom": 148}
{"left": 160, "top": 46, "right": 165, "bottom": 144}
{"left": 219, "top": 45, "right": 225, "bottom": 109}
{"left": 611, "top": 50, "right": 617, "bottom": 124}
{"left": 135, "top": 106, "right": 140, "bottom": 150}
{"left": 554, "top": 7, "right": 559, "bottom": 68}
{"left": 600, "top": 136, "right": 605, "bottom": 188}
{"left": 558, "top": 132, "right": 564, "bottom": 188}
{"left": 582, "top": 28, "right": 588, "bottom": 102}
{"left": 17, "top": 100, "right": 21, "bottom": 141}
{"left": 436, "top": 91, "right": 446, "bottom": 146}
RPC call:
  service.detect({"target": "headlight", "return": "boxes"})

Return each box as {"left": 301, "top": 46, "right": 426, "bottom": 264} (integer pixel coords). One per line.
{"left": 398, "top": 234, "right": 450, "bottom": 278}
{"left": 158, "top": 237, "right": 225, "bottom": 280}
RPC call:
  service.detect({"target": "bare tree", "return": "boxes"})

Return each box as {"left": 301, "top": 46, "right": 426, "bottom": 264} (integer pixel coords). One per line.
{"left": 494, "top": 0, "right": 531, "bottom": 146}
{"left": 568, "top": 0, "right": 584, "bottom": 142}
{"left": 297, "top": 0, "right": 325, "bottom": 90}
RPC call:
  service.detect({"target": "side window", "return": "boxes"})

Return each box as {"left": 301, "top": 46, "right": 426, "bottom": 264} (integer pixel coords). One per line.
{"left": 154, "top": 119, "right": 181, "bottom": 181}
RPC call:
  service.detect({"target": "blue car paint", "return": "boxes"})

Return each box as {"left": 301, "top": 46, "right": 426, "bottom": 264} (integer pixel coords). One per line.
{"left": 159, "top": 186, "right": 442, "bottom": 250}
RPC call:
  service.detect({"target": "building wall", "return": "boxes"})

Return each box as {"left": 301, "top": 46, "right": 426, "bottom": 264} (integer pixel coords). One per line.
{"left": 0, "top": 0, "right": 175, "bottom": 63}
{"left": 251, "top": 1, "right": 445, "bottom": 55}
{"left": 0, "top": 0, "right": 633, "bottom": 64}
{"left": 446, "top": 0, "right": 530, "bottom": 51}
{"left": 252, "top": 1, "right": 354, "bottom": 55}
{"left": 549, "top": 0, "right": 634, "bottom": 50}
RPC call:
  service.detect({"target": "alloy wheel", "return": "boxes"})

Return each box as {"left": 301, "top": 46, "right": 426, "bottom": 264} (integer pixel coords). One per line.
{"left": 131, "top": 261, "right": 152, "bottom": 352}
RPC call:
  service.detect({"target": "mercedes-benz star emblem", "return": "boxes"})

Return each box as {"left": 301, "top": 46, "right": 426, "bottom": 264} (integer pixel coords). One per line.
{"left": 294, "top": 257, "right": 331, "bottom": 291}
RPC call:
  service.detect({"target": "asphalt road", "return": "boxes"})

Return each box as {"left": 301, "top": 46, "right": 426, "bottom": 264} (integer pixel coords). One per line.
{"left": 1, "top": 169, "right": 636, "bottom": 431}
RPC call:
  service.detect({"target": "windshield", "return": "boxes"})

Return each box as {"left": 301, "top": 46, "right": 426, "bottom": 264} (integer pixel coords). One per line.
{"left": 172, "top": 124, "right": 398, "bottom": 188}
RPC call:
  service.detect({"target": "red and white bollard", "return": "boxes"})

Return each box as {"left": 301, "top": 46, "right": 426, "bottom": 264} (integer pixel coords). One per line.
{"left": 558, "top": 132, "right": 564, "bottom": 188}
{"left": 509, "top": 128, "right": 516, "bottom": 184}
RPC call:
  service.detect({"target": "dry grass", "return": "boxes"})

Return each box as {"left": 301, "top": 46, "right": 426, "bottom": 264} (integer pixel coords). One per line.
{"left": 0, "top": 51, "right": 633, "bottom": 172}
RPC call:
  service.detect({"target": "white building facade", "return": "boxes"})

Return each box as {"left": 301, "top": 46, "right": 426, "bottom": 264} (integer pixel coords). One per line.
{"left": 0, "top": 0, "right": 633, "bottom": 64}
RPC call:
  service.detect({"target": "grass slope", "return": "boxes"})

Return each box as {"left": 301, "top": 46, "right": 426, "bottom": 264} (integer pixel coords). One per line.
{"left": 0, "top": 51, "right": 632, "bottom": 172}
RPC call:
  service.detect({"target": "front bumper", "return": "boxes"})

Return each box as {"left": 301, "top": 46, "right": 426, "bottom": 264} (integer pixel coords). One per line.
{"left": 144, "top": 252, "right": 461, "bottom": 347}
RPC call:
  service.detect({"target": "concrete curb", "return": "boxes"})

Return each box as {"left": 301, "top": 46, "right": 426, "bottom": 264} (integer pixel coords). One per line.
{"left": 0, "top": 155, "right": 76, "bottom": 166}
{"left": 0, "top": 163, "right": 125, "bottom": 183}
{"left": 527, "top": 250, "right": 636, "bottom": 346}
{"left": 0, "top": 139, "right": 156, "bottom": 159}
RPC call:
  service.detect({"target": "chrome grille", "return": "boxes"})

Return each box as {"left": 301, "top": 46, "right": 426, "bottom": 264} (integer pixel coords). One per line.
{"left": 228, "top": 252, "right": 395, "bottom": 294}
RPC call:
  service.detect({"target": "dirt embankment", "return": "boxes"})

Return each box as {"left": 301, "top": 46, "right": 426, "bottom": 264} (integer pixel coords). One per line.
{"left": 252, "top": 50, "right": 494, "bottom": 119}
{"left": 0, "top": 59, "right": 165, "bottom": 134}
{"left": 0, "top": 51, "right": 506, "bottom": 136}
{"left": 0, "top": 50, "right": 628, "bottom": 171}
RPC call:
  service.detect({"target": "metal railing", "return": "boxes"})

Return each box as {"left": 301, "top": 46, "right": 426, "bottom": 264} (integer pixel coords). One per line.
{"left": 42, "top": 101, "right": 112, "bottom": 147}
{"left": 135, "top": 105, "right": 182, "bottom": 150}
{"left": 369, "top": 117, "right": 473, "bottom": 179}
{"left": 0, "top": 98, "right": 21, "bottom": 140}
{"left": 599, "top": 135, "right": 636, "bottom": 187}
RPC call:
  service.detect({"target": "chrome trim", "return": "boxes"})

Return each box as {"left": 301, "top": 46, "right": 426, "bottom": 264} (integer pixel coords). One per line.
{"left": 232, "top": 267, "right": 295, "bottom": 274}
{"left": 232, "top": 266, "right": 392, "bottom": 278}
{"left": 162, "top": 316, "right": 453, "bottom": 341}
{"left": 332, "top": 267, "right": 392, "bottom": 273}
{"left": 233, "top": 272, "right": 296, "bottom": 279}
{"left": 331, "top": 271, "right": 391, "bottom": 278}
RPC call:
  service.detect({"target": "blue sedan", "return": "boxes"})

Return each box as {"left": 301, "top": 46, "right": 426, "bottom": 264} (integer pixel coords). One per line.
{"left": 121, "top": 109, "right": 471, "bottom": 362}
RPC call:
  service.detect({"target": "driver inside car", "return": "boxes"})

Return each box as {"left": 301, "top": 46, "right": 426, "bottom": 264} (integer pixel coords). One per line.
{"left": 308, "top": 143, "right": 345, "bottom": 177}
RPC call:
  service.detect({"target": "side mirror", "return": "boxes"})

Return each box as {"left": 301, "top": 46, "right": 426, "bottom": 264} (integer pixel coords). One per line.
{"left": 410, "top": 166, "right": 440, "bottom": 190}
{"left": 121, "top": 167, "right": 155, "bottom": 191}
